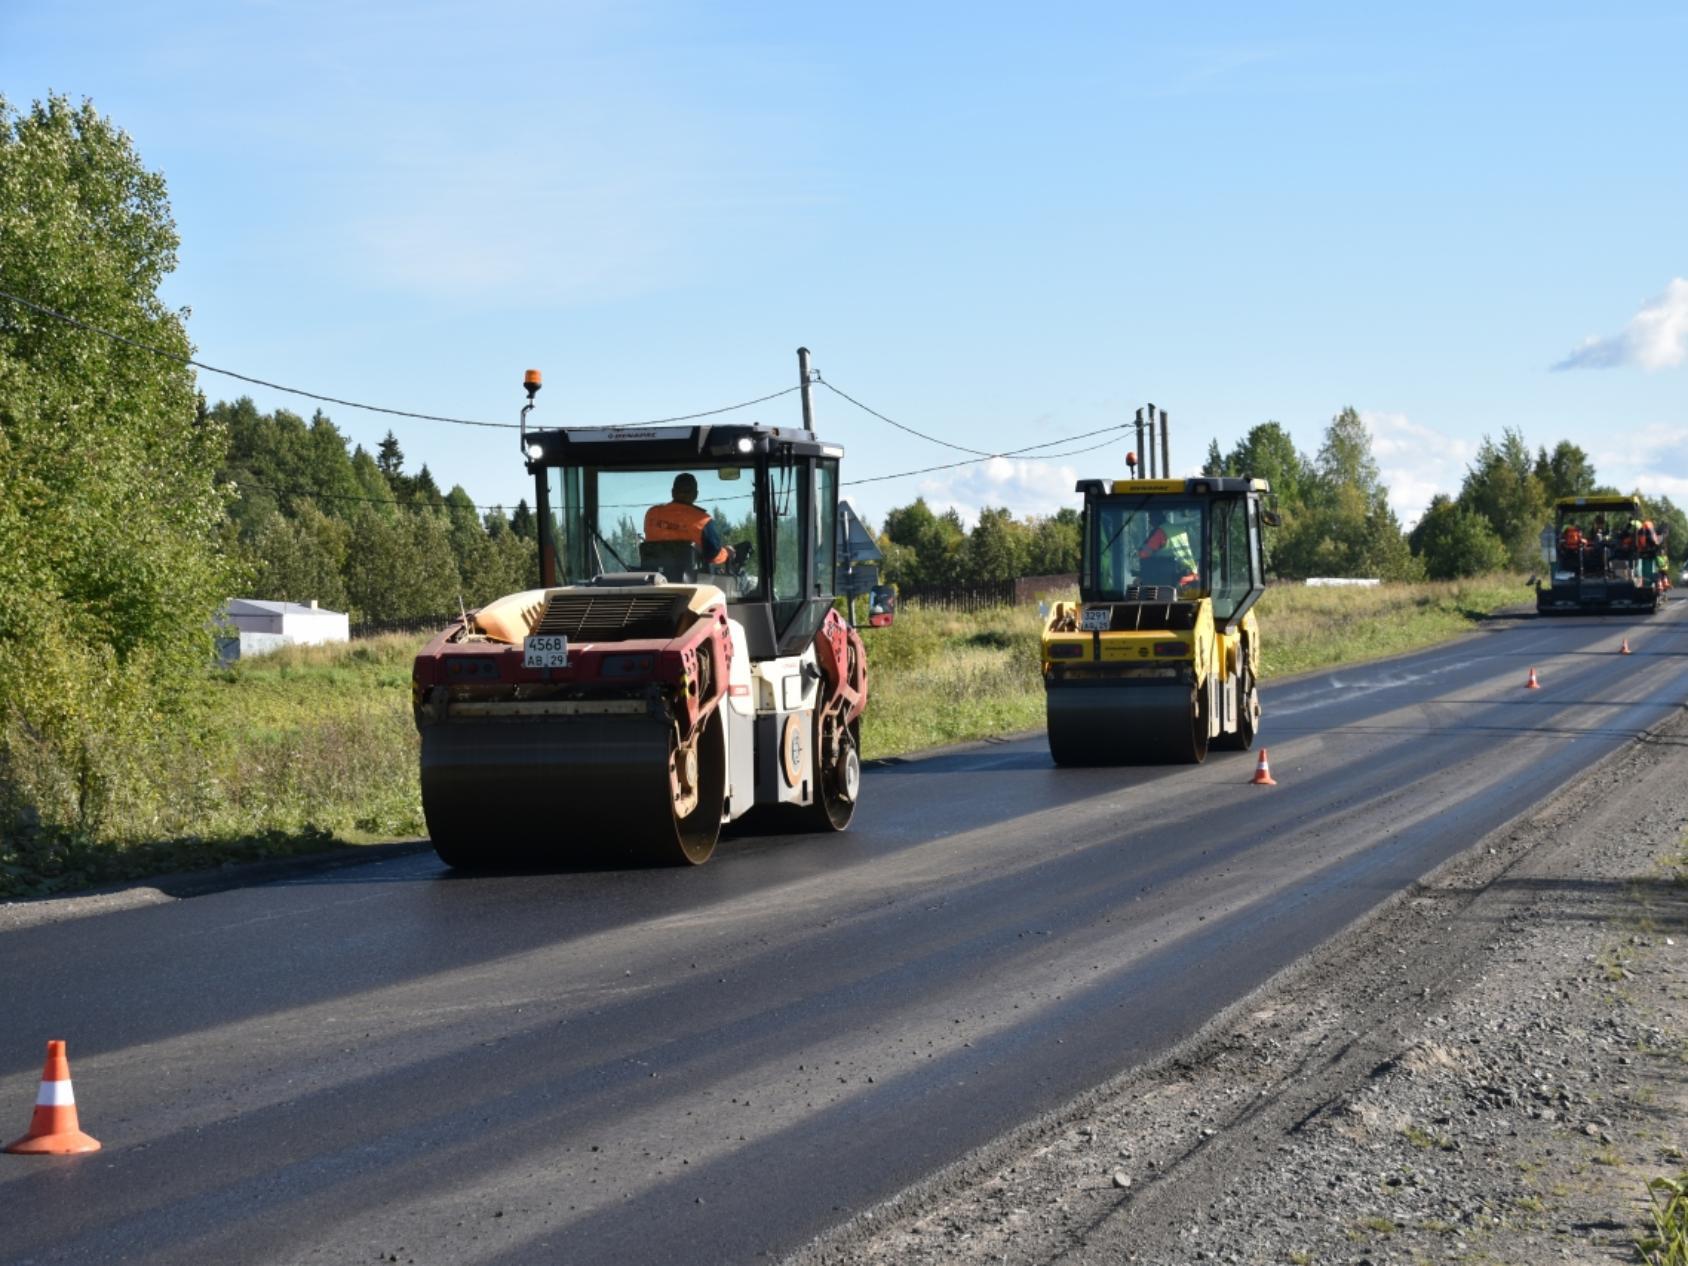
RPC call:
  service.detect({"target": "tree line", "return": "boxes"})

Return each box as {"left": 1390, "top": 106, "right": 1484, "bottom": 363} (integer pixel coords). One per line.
{"left": 216, "top": 400, "right": 538, "bottom": 622}
{"left": 866, "top": 407, "right": 1686, "bottom": 589}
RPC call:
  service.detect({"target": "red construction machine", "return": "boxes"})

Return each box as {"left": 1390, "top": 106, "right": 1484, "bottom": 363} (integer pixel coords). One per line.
{"left": 412, "top": 353, "right": 868, "bottom": 866}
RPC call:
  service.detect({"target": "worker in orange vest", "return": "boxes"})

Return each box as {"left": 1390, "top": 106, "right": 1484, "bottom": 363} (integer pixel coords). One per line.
{"left": 1559, "top": 522, "right": 1583, "bottom": 571}
{"left": 645, "top": 473, "right": 731, "bottom": 565}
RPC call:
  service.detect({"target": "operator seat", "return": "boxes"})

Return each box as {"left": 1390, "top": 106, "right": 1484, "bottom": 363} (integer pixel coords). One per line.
{"left": 1138, "top": 554, "right": 1186, "bottom": 589}
{"left": 638, "top": 540, "right": 698, "bottom": 584}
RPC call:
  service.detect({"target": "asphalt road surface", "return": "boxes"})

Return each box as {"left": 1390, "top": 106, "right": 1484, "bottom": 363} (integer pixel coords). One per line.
{"left": 3, "top": 605, "right": 1686, "bottom": 1265}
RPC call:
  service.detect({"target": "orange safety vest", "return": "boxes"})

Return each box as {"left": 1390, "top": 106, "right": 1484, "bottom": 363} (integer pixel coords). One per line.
{"left": 644, "top": 501, "right": 730, "bottom": 565}
{"left": 1562, "top": 525, "right": 1582, "bottom": 550}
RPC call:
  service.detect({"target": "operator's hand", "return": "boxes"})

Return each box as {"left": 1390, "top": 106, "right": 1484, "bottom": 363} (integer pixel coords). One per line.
{"left": 733, "top": 541, "right": 753, "bottom": 570}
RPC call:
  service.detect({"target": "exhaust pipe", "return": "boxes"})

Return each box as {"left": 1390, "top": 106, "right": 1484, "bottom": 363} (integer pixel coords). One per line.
{"left": 1146, "top": 402, "right": 1157, "bottom": 477}
{"left": 1159, "top": 408, "right": 1170, "bottom": 479}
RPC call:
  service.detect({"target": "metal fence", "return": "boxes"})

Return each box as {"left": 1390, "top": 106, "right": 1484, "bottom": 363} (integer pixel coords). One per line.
{"left": 896, "top": 580, "right": 1017, "bottom": 613}
{"left": 1013, "top": 573, "right": 1079, "bottom": 604}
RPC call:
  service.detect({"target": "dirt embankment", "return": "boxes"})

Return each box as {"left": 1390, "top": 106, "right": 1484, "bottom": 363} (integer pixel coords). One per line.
{"left": 801, "top": 709, "right": 1688, "bottom": 1266}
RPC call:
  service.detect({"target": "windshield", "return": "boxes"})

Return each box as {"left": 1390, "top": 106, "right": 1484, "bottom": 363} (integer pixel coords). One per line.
{"left": 1088, "top": 497, "right": 1207, "bottom": 598}
{"left": 548, "top": 464, "right": 763, "bottom": 599}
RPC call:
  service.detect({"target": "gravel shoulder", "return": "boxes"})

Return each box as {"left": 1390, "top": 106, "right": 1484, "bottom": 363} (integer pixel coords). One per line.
{"left": 799, "top": 706, "right": 1688, "bottom": 1266}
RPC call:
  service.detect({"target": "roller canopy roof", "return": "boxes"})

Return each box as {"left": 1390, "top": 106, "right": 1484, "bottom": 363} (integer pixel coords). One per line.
{"left": 1074, "top": 477, "right": 1271, "bottom": 496}
{"left": 524, "top": 423, "right": 843, "bottom": 472}
{"left": 1554, "top": 494, "right": 1643, "bottom": 511}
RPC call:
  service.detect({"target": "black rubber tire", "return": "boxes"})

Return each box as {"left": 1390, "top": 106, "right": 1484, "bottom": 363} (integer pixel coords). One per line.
{"left": 635, "top": 709, "right": 727, "bottom": 866}
{"left": 1173, "top": 679, "right": 1210, "bottom": 765}
{"left": 1214, "top": 665, "right": 1259, "bottom": 751}
{"left": 802, "top": 716, "right": 860, "bottom": 833}
{"left": 1047, "top": 707, "right": 1087, "bottom": 767}
{"left": 430, "top": 834, "right": 481, "bottom": 870}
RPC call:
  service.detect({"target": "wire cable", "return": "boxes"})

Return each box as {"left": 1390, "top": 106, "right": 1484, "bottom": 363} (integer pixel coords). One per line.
{"left": 599, "top": 385, "right": 801, "bottom": 426}
{"left": 844, "top": 434, "right": 1125, "bottom": 487}
{"left": 816, "top": 378, "right": 998, "bottom": 456}
{"left": 0, "top": 286, "right": 797, "bottom": 431}
{"left": 2, "top": 285, "right": 1133, "bottom": 503}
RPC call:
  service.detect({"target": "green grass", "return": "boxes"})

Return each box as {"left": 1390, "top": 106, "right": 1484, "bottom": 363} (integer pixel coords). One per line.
{"left": 0, "top": 636, "right": 424, "bottom": 898}
{"left": 1639, "top": 1174, "right": 1688, "bottom": 1265}
{"left": 2, "top": 575, "right": 1532, "bottom": 895}
{"left": 1255, "top": 573, "right": 1529, "bottom": 678}
{"left": 860, "top": 605, "right": 1047, "bottom": 759}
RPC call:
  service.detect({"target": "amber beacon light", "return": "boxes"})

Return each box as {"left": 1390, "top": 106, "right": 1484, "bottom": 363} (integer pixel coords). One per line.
{"left": 519, "top": 369, "right": 544, "bottom": 455}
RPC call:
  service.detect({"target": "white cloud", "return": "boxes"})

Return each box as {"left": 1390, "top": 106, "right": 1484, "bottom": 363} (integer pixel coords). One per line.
{"left": 1554, "top": 278, "right": 1688, "bottom": 372}
{"left": 915, "top": 456, "right": 1091, "bottom": 527}
{"left": 1589, "top": 422, "right": 1688, "bottom": 503}
{"left": 1360, "top": 410, "right": 1474, "bottom": 526}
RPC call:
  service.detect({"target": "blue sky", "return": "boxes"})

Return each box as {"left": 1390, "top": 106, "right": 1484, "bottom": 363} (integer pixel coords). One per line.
{"left": 4, "top": 1, "right": 1685, "bottom": 527}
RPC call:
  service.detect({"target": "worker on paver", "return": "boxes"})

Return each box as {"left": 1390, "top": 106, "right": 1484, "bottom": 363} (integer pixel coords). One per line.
{"left": 1560, "top": 522, "right": 1584, "bottom": 571}
{"left": 1638, "top": 520, "right": 1662, "bottom": 586}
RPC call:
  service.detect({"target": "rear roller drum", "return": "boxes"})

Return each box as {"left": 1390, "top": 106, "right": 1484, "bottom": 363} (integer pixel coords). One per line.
{"left": 1214, "top": 665, "right": 1259, "bottom": 752}
{"left": 802, "top": 714, "right": 861, "bottom": 832}
{"left": 634, "top": 710, "right": 727, "bottom": 865}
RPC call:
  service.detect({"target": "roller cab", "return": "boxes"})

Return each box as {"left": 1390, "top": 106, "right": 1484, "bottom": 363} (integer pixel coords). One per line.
{"left": 413, "top": 385, "right": 867, "bottom": 868}
{"left": 1043, "top": 477, "right": 1269, "bottom": 765}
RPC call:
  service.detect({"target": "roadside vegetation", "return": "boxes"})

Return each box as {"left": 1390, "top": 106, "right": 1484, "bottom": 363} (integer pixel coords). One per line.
{"left": 0, "top": 89, "right": 1623, "bottom": 896}
{"left": 2, "top": 577, "right": 1530, "bottom": 897}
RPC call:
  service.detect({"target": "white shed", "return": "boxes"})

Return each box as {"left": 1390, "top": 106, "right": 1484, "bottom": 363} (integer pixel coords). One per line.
{"left": 217, "top": 599, "right": 350, "bottom": 662}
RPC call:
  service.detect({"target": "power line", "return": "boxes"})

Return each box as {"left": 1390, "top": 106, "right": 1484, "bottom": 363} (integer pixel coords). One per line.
{"left": 236, "top": 425, "right": 1126, "bottom": 515}
{"left": 816, "top": 378, "right": 997, "bottom": 456}
{"left": 844, "top": 435, "right": 1125, "bottom": 487}
{"left": 0, "top": 286, "right": 798, "bottom": 431}
{"left": 817, "top": 376, "right": 1133, "bottom": 468}
{"left": 3, "top": 284, "right": 1133, "bottom": 501}
{"left": 599, "top": 385, "right": 801, "bottom": 426}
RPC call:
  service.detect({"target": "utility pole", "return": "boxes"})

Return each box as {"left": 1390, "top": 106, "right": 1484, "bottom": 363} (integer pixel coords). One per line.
{"left": 797, "top": 347, "right": 816, "bottom": 435}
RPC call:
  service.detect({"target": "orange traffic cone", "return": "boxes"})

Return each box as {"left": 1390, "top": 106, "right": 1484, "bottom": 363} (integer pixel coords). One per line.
{"left": 1525, "top": 667, "right": 1541, "bottom": 689}
{"left": 1620, "top": 638, "right": 1632, "bottom": 655}
{"left": 5, "top": 1040, "right": 100, "bottom": 1155}
{"left": 1250, "top": 748, "right": 1277, "bottom": 786}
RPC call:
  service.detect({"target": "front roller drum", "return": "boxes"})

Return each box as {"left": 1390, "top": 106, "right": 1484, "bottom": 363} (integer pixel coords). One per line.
{"left": 421, "top": 709, "right": 727, "bottom": 868}
{"left": 1045, "top": 682, "right": 1208, "bottom": 766}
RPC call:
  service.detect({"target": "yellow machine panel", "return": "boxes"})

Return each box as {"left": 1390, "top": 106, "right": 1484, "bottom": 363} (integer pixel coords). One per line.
{"left": 1042, "top": 474, "right": 1271, "bottom": 765}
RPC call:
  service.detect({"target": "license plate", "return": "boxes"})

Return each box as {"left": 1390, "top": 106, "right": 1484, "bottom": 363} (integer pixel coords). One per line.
{"left": 523, "top": 634, "right": 569, "bottom": 668}
{"left": 1079, "top": 606, "right": 1112, "bottom": 632}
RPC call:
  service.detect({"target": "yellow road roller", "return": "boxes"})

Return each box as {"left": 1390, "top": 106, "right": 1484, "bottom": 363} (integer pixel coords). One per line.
{"left": 1042, "top": 474, "right": 1273, "bottom": 764}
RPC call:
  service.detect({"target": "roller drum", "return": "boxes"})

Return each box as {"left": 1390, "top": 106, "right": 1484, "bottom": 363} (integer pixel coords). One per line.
{"left": 422, "top": 710, "right": 726, "bottom": 867}
{"left": 1045, "top": 682, "right": 1207, "bottom": 766}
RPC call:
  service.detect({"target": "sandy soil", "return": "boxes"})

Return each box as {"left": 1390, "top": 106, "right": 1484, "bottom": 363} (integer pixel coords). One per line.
{"left": 798, "top": 709, "right": 1688, "bottom": 1266}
